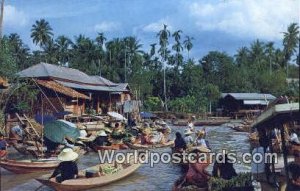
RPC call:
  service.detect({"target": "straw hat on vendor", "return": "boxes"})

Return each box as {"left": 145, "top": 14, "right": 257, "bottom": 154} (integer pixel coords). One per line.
{"left": 184, "top": 129, "right": 193, "bottom": 136}
{"left": 97, "top": 130, "right": 107, "bottom": 137}
{"left": 197, "top": 130, "right": 205, "bottom": 138}
{"left": 142, "top": 127, "right": 152, "bottom": 135}
{"left": 58, "top": 148, "right": 78, "bottom": 161}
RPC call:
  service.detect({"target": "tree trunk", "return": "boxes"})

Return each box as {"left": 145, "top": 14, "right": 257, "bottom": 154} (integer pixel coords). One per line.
{"left": 0, "top": 0, "right": 4, "bottom": 39}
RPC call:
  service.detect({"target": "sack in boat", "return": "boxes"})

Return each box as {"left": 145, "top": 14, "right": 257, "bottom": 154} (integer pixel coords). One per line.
{"left": 0, "top": 150, "right": 7, "bottom": 158}
{"left": 85, "top": 169, "right": 99, "bottom": 178}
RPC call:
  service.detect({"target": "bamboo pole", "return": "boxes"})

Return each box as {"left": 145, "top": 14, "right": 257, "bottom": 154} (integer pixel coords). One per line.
{"left": 0, "top": 0, "right": 4, "bottom": 39}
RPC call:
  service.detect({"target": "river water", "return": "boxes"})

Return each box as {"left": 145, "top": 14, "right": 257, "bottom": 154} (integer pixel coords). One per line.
{"left": 1, "top": 125, "right": 251, "bottom": 191}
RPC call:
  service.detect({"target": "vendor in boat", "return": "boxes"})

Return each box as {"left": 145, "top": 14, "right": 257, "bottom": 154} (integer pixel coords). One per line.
{"left": 10, "top": 123, "right": 26, "bottom": 142}
{"left": 289, "top": 129, "right": 300, "bottom": 145}
{"left": 94, "top": 131, "right": 110, "bottom": 146}
{"left": 251, "top": 137, "right": 270, "bottom": 190}
{"left": 151, "top": 131, "right": 165, "bottom": 144}
{"left": 288, "top": 161, "right": 300, "bottom": 190}
{"left": 0, "top": 133, "right": 8, "bottom": 158}
{"left": 196, "top": 131, "right": 211, "bottom": 150}
{"left": 212, "top": 154, "right": 237, "bottom": 180}
{"left": 184, "top": 129, "right": 194, "bottom": 147}
{"left": 111, "top": 122, "right": 126, "bottom": 140}
{"left": 44, "top": 136, "right": 60, "bottom": 155}
{"left": 187, "top": 117, "right": 195, "bottom": 132}
{"left": 174, "top": 132, "right": 187, "bottom": 152}
{"left": 140, "top": 128, "right": 152, "bottom": 145}
{"left": 50, "top": 148, "right": 79, "bottom": 183}
{"left": 184, "top": 148, "right": 211, "bottom": 188}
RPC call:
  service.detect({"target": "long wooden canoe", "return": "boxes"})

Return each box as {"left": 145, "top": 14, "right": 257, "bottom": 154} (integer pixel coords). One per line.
{"left": 0, "top": 158, "right": 60, "bottom": 174}
{"left": 172, "top": 176, "right": 208, "bottom": 191}
{"left": 92, "top": 143, "right": 129, "bottom": 151}
{"left": 126, "top": 140, "right": 174, "bottom": 149}
{"left": 36, "top": 157, "right": 142, "bottom": 191}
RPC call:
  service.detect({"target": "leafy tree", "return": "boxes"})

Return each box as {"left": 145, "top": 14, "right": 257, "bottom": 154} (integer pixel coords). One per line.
{"left": 31, "top": 19, "right": 54, "bottom": 49}
{"left": 282, "top": 23, "right": 299, "bottom": 67}
{"left": 183, "top": 36, "right": 194, "bottom": 60}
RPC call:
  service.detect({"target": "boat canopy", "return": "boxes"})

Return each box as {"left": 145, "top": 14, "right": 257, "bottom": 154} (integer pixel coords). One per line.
{"left": 44, "top": 120, "right": 80, "bottom": 143}
{"left": 140, "top": 112, "right": 157, "bottom": 119}
{"left": 251, "top": 103, "right": 300, "bottom": 130}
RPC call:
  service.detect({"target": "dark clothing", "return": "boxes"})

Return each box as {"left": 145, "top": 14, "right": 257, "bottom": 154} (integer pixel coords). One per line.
{"left": 44, "top": 136, "right": 60, "bottom": 153}
{"left": 0, "top": 140, "right": 7, "bottom": 150}
{"left": 51, "top": 161, "right": 78, "bottom": 183}
{"left": 288, "top": 184, "right": 300, "bottom": 191}
{"left": 212, "top": 161, "right": 237, "bottom": 180}
{"left": 94, "top": 136, "right": 109, "bottom": 146}
{"left": 175, "top": 137, "right": 187, "bottom": 150}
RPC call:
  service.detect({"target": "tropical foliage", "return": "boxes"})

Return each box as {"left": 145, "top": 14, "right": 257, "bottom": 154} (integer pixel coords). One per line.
{"left": 1, "top": 21, "right": 299, "bottom": 113}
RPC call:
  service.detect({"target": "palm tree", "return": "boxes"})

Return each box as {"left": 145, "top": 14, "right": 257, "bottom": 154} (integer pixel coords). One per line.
{"left": 282, "top": 23, "right": 299, "bottom": 75}
{"left": 250, "top": 40, "right": 265, "bottom": 69}
{"left": 265, "top": 42, "right": 274, "bottom": 74}
{"left": 95, "top": 32, "right": 107, "bottom": 49}
{"left": 183, "top": 36, "right": 194, "bottom": 60}
{"left": 172, "top": 30, "right": 183, "bottom": 69}
{"left": 150, "top": 43, "right": 156, "bottom": 58}
{"left": 55, "top": 35, "right": 73, "bottom": 65}
{"left": 235, "top": 46, "right": 249, "bottom": 67}
{"left": 157, "top": 24, "right": 170, "bottom": 111}
{"left": 8, "top": 33, "right": 30, "bottom": 69}
{"left": 43, "top": 38, "right": 58, "bottom": 64}
{"left": 157, "top": 24, "right": 170, "bottom": 61}
{"left": 30, "top": 19, "right": 53, "bottom": 49}
{"left": 0, "top": 0, "right": 5, "bottom": 39}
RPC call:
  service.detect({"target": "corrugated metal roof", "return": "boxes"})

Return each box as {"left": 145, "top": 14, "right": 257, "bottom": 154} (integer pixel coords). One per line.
{"left": 222, "top": 93, "right": 276, "bottom": 100}
{"left": 18, "top": 63, "right": 111, "bottom": 86}
{"left": 115, "top": 83, "right": 129, "bottom": 91}
{"left": 55, "top": 80, "right": 120, "bottom": 92}
{"left": 243, "top": 100, "right": 269, "bottom": 105}
{"left": 90, "top": 76, "right": 117, "bottom": 86}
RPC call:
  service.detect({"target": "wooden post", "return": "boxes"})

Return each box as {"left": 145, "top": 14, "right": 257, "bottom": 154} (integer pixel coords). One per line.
{"left": 280, "top": 123, "right": 290, "bottom": 189}
{"left": 267, "top": 128, "right": 278, "bottom": 187}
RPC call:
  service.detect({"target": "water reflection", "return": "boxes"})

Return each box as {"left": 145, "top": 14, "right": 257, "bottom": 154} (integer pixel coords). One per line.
{"left": 1, "top": 125, "right": 250, "bottom": 191}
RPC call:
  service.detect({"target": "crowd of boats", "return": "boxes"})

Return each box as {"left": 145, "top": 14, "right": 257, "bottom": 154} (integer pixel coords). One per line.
{"left": 0, "top": 101, "right": 299, "bottom": 191}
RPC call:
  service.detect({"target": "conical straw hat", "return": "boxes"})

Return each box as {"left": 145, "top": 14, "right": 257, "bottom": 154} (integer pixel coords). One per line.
{"left": 58, "top": 148, "right": 78, "bottom": 161}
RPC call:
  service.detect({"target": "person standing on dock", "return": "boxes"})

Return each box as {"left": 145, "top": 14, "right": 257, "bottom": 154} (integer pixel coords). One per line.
{"left": 0, "top": 133, "right": 8, "bottom": 158}
{"left": 251, "top": 138, "right": 270, "bottom": 191}
{"left": 187, "top": 116, "right": 196, "bottom": 132}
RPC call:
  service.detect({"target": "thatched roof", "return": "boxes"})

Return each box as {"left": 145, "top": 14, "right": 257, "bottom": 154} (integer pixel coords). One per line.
{"left": 36, "top": 80, "right": 90, "bottom": 100}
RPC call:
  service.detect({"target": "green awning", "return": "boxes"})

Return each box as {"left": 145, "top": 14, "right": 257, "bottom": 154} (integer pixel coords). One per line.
{"left": 44, "top": 120, "right": 80, "bottom": 143}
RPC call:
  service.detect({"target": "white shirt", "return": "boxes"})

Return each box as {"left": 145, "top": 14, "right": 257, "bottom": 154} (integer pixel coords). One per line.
{"left": 251, "top": 146, "right": 265, "bottom": 174}
{"left": 196, "top": 138, "right": 207, "bottom": 148}
{"left": 290, "top": 133, "right": 300, "bottom": 144}
{"left": 188, "top": 123, "right": 195, "bottom": 131}
{"left": 184, "top": 135, "right": 194, "bottom": 145}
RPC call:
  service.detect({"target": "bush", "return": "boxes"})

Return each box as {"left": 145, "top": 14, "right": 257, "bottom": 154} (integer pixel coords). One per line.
{"left": 144, "top": 96, "right": 161, "bottom": 111}
{"left": 208, "top": 173, "right": 253, "bottom": 191}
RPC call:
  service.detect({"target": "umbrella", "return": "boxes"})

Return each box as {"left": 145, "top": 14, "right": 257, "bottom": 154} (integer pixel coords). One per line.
{"left": 53, "top": 111, "right": 72, "bottom": 118}
{"left": 107, "top": 112, "right": 127, "bottom": 121}
{"left": 44, "top": 120, "right": 80, "bottom": 143}
{"left": 35, "top": 114, "right": 56, "bottom": 124}
{"left": 140, "top": 112, "right": 157, "bottom": 119}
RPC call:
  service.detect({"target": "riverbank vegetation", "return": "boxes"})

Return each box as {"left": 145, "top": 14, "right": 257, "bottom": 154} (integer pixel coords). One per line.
{"left": 0, "top": 20, "right": 299, "bottom": 113}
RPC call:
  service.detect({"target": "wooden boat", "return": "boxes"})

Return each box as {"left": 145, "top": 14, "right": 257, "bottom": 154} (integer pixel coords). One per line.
{"left": 36, "top": 156, "right": 142, "bottom": 191}
{"left": 0, "top": 158, "right": 60, "bottom": 174}
{"left": 92, "top": 143, "right": 129, "bottom": 151}
{"left": 126, "top": 140, "right": 174, "bottom": 149}
{"left": 173, "top": 119, "right": 229, "bottom": 126}
{"left": 172, "top": 176, "right": 208, "bottom": 191}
